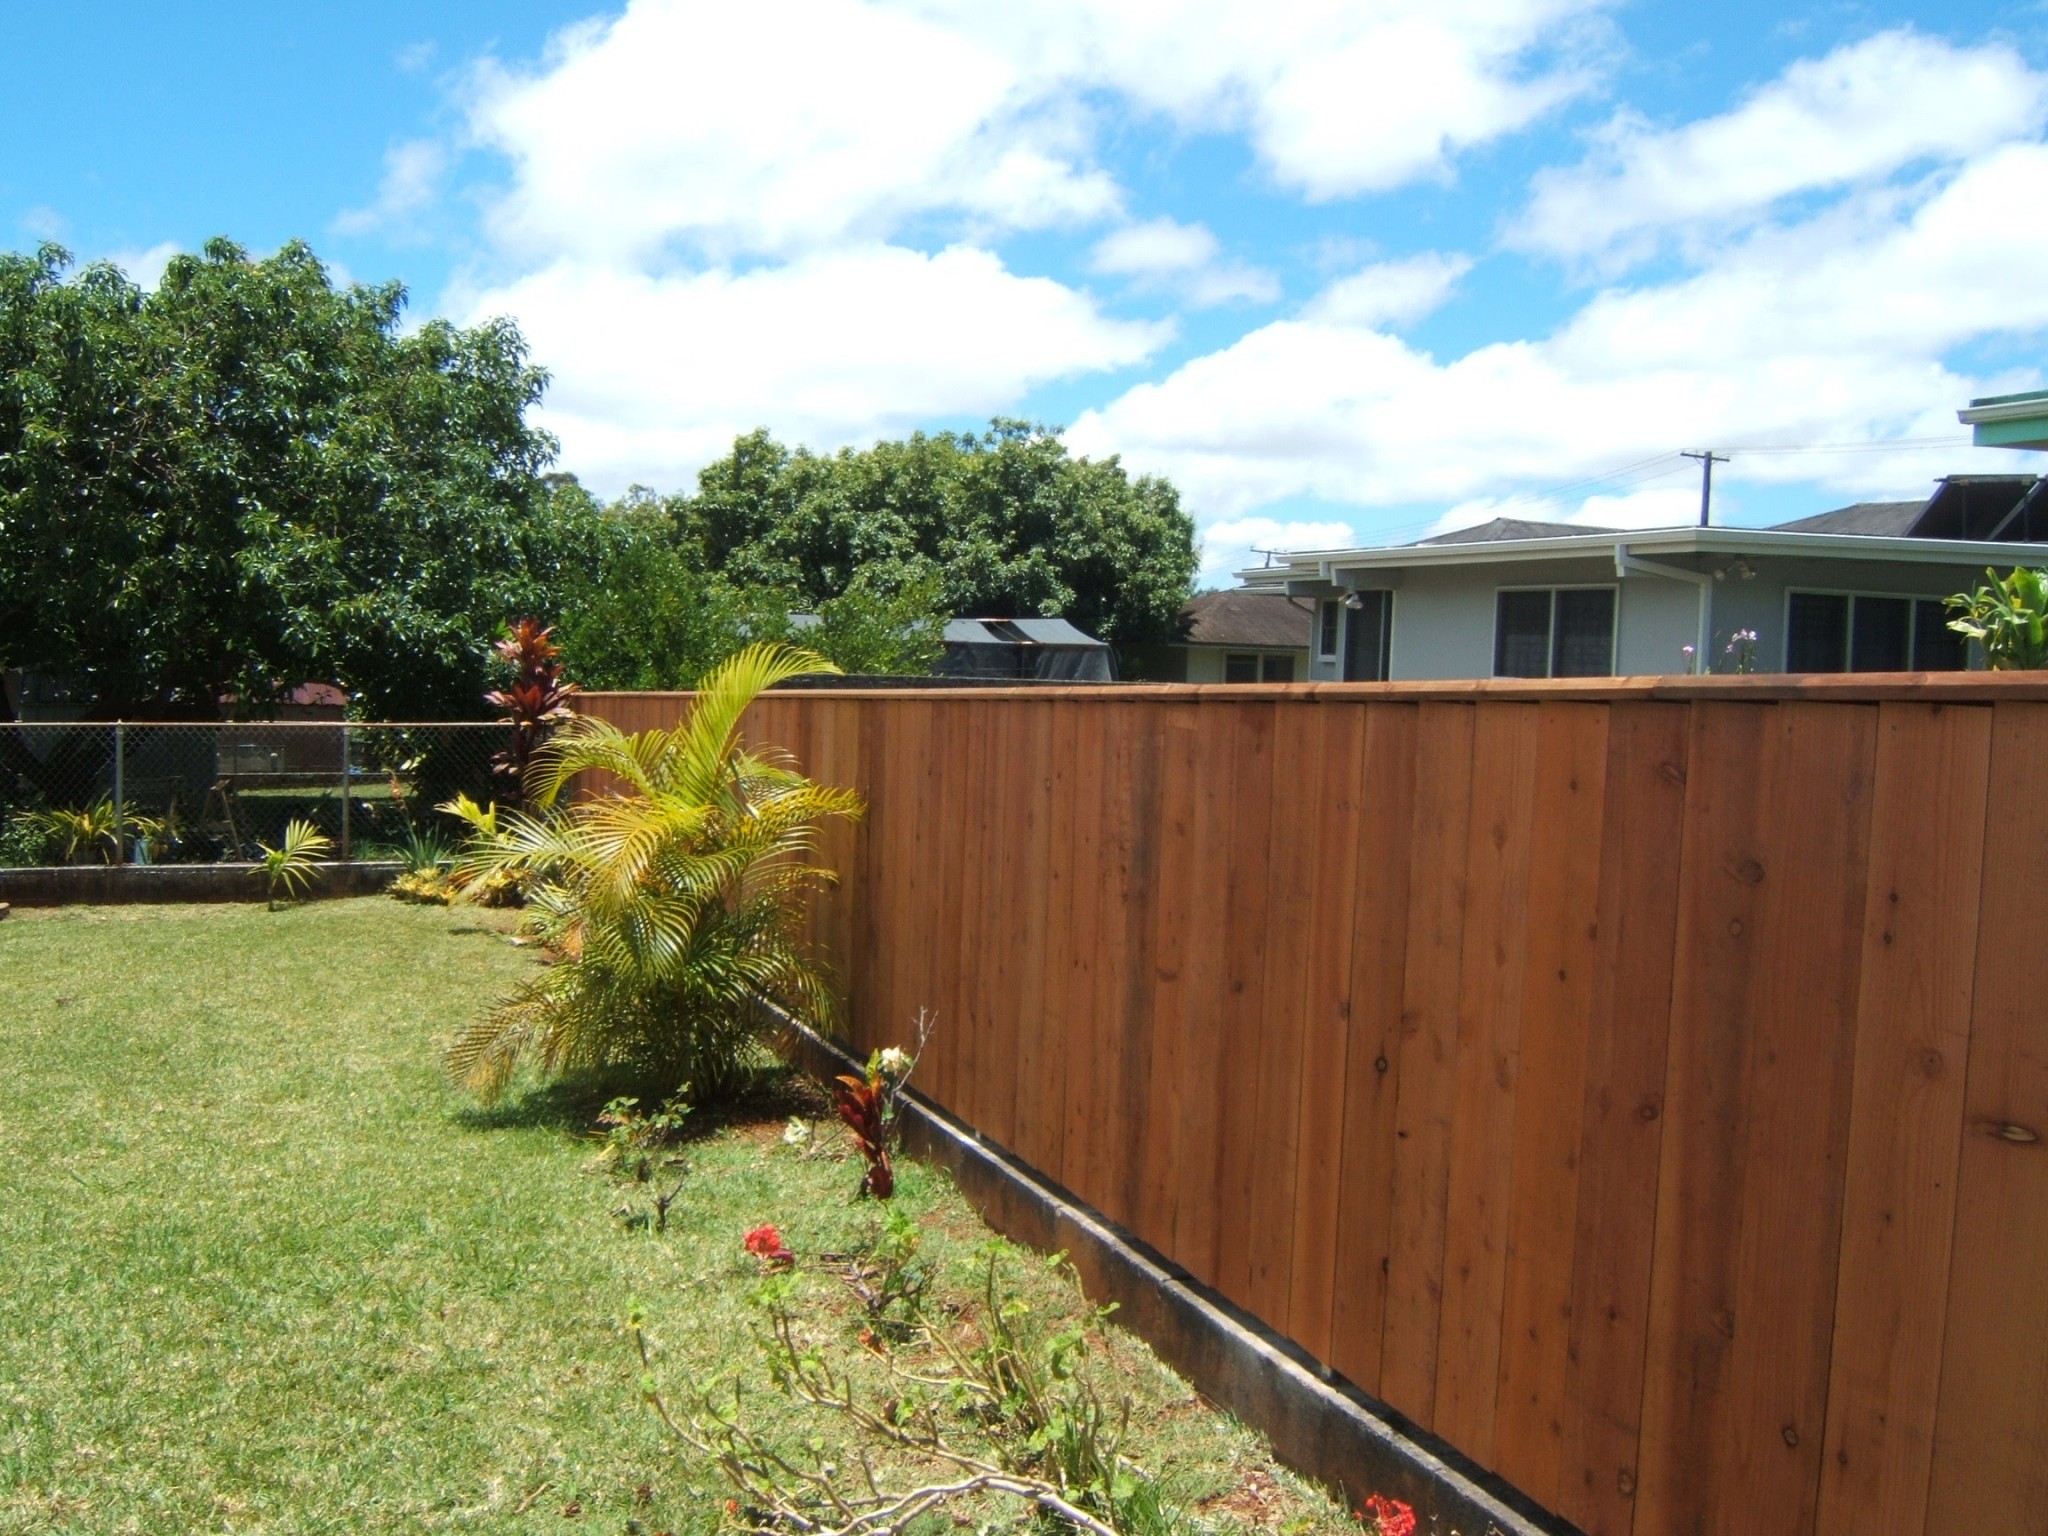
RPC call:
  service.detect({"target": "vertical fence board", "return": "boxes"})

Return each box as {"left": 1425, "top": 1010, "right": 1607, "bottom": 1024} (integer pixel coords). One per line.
{"left": 1554, "top": 701, "right": 1688, "bottom": 1536}
{"left": 1286, "top": 704, "right": 1373, "bottom": 1365}
{"left": 1711, "top": 702, "right": 1876, "bottom": 1534}
{"left": 1321, "top": 702, "right": 1419, "bottom": 1394}
{"left": 1213, "top": 703, "right": 1278, "bottom": 1310}
{"left": 1033, "top": 703, "right": 1084, "bottom": 1186}
{"left": 1006, "top": 704, "right": 1059, "bottom": 1174}
{"left": 1172, "top": 705, "right": 1243, "bottom": 1288}
{"left": 1634, "top": 701, "right": 1774, "bottom": 1535}
{"left": 1113, "top": 716, "right": 1167, "bottom": 1226}
{"left": 1059, "top": 704, "right": 1110, "bottom": 1196}
{"left": 1245, "top": 703, "right": 1325, "bottom": 1328}
{"left": 1089, "top": 706, "right": 1144, "bottom": 1226}
{"left": 1492, "top": 702, "right": 1612, "bottom": 1504}
{"left": 978, "top": 701, "right": 1029, "bottom": 1153}
{"left": 1432, "top": 703, "right": 1542, "bottom": 1463}
{"left": 1925, "top": 703, "right": 2048, "bottom": 1533}
{"left": 1377, "top": 702, "right": 1477, "bottom": 1427}
{"left": 1137, "top": 704, "right": 1204, "bottom": 1250}
{"left": 1816, "top": 702, "right": 1991, "bottom": 1536}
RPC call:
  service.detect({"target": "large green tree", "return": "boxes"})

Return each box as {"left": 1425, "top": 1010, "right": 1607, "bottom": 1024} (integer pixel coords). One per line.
{"left": 0, "top": 240, "right": 596, "bottom": 719}
{"left": 677, "top": 420, "right": 1197, "bottom": 647}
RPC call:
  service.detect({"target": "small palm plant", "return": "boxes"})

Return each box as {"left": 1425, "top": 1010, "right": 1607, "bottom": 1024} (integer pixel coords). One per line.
{"left": 442, "top": 643, "right": 863, "bottom": 1105}
{"left": 14, "top": 797, "right": 164, "bottom": 866}
{"left": 1947, "top": 567, "right": 2048, "bottom": 669}
{"left": 256, "top": 819, "right": 335, "bottom": 909}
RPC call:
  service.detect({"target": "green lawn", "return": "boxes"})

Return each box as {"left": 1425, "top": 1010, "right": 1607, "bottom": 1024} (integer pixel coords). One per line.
{"left": 0, "top": 899, "right": 1347, "bottom": 1535}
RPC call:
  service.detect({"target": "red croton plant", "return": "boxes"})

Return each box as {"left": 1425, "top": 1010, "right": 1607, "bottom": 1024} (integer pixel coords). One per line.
{"left": 485, "top": 619, "right": 579, "bottom": 807}
{"left": 833, "top": 1045, "right": 912, "bottom": 1200}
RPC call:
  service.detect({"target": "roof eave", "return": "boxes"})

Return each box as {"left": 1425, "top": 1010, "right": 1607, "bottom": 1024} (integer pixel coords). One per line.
{"left": 1235, "top": 525, "right": 2048, "bottom": 587}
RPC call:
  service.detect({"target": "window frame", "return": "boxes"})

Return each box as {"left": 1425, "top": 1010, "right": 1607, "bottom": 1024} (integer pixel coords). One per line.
{"left": 1317, "top": 600, "right": 1341, "bottom": 659}
{"left": 1221, "top": 649, "right": 1300, "bottom": 683}
{"left": 1780, "top": 587, "right": 1967, "bottom": 673}
{"left": 1490, "top": 583, "right": 1619, "bottom": 679}
{"left": 1341, "top": 589, "right": 1396, "bottom": 681}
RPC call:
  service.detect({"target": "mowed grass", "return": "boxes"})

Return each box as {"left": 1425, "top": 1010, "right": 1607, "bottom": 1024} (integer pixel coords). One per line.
{"left": 0, "top": 899, "right": 1350, "bottom": 1535}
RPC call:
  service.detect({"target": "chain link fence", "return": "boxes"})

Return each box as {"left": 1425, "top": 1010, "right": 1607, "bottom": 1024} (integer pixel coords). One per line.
{"left": 0, "top": 723, "right": 515, "bottom": 868}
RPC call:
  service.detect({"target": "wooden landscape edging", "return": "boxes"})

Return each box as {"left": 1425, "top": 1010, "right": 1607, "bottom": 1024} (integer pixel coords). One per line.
{"left": 583, "top": 679, "right": 2048, "bottom": 1536}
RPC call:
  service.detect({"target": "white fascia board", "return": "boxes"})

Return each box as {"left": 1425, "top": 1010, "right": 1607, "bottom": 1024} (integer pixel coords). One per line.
{"left": 1959, "top": 394, "right": 2048, "bottom": 425}
{"left": 1234, "top": 526, "right": 2046, "bottom": 588}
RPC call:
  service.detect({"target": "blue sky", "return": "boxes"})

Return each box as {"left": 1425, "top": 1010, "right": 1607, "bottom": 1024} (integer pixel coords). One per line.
{"left": 9, "top": 0, "right": 2048, "bottom": 580}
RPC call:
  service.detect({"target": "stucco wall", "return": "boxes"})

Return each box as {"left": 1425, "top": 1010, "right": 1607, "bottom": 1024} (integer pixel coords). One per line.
{"left": 1699, "top": 555, "right": 1982, "bottom": 671}
{"left": 1297, "top": 549, "right": 1991, "bottom": 680}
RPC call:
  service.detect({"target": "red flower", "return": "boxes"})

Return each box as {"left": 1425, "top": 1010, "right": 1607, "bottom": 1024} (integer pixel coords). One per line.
{"left": 1360, "top": 1493, "right": 1417, "bottom": 1536}
{"left": 743, "top": 1224, "right": 794, "bottom": 1269}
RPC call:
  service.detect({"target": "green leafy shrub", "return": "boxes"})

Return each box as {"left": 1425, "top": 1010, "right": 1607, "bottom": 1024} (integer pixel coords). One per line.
{"left": 11, "top": 797, "right": 164, "bottom": 866}
{"left": 1948, "top": 566, "right": 2048, "bottom": 669}
{"left": 442, "top": 643, "right": 863, "bottom": 1104}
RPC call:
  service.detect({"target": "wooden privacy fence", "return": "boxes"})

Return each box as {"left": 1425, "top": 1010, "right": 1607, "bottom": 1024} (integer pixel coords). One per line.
{"left": 582, "top": 677, "right": 2048, "bottom": 1536}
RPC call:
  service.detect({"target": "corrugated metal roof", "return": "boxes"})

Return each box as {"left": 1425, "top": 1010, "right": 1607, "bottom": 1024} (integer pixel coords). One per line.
{"left": 943, "top": 617, "right": 1106, "bottom": 648}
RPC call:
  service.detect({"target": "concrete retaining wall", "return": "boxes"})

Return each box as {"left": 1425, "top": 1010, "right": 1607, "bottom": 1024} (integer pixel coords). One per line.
{"left": 0, "top": 861, "right": 400, "bottom": 907}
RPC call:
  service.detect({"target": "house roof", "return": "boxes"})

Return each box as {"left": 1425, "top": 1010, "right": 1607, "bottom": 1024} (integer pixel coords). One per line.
{"left": 1238, "top": 474, "right": 2048, "bottom": 589}
{"left": 1181, "top": 590, "right": 1312, "bottom": 649}
{"left": 1415, "top": 517, "right": 1616, "bottom": 545}
{"left": 1770, "top": 501, "right": 1924, "bottom": 536}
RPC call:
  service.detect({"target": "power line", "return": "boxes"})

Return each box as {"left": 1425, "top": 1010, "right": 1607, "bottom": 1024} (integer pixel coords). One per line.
{"left": 1258, "top": 434, "right": 1988, "bottom": 556}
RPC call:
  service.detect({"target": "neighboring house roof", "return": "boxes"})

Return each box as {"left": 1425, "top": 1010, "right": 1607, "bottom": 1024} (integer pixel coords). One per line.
{"left": 1239, "top": 474, "right": 2048, "bottom": 588}
{"left": 1180, "top": 591, "right": 1311, "bottom": 649}
{"left": 1415, "top": 517, "right": 1616, "bottom": 545}
{"left": 1771, "top": 501, "right": 1924, "bottom": 536}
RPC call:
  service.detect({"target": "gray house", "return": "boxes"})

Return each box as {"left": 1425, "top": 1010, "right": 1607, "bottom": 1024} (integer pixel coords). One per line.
{"left": 1238, "top": 475, "right": 2048, "bottom": 681}
{"left": 1120, "top": 591, "right": 1313, "bottom": 682}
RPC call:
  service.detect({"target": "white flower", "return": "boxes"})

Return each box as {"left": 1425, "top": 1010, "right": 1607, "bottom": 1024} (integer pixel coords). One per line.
{"left": 783, "top": 1117, "right": 812, "bottom": 1147}
{"left": 878, "top": 1046, "right": 910, "bottom": 1078}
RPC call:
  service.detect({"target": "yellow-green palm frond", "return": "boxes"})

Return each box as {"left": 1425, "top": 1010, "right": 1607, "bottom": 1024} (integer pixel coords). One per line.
{"left": 443, "top": 643, "right": 861, "bottom": 1105}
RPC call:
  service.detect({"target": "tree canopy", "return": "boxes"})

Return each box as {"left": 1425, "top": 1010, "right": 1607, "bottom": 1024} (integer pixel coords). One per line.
{"left": 676, "top": 421, "right": 1197, "bottom": 648}
{"left": 0, "top": 240, "right": 596, "bottom": 719}
{"left": 1, "top": 238, "right": 1195, "bottom": 715}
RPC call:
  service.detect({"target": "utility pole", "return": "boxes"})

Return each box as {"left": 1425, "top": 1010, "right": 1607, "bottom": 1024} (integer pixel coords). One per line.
{"left": 1682, "top": 450, "right": 1729, "bottom": 527}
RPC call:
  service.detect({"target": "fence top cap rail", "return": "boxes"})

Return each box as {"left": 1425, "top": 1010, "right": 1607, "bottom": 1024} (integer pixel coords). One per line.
{"left": 579, "top": 672, "right": 2048, "bottom": 706}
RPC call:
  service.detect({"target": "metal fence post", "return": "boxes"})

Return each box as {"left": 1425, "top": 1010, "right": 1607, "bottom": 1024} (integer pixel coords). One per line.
{"left": 339, "top": 724, "right": 352, "bottom": 862}
{"left": 112, "top": 722, "right": 126, "bottom": 865}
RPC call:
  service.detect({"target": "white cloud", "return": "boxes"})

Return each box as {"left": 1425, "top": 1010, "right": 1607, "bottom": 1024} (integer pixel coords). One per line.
{"left": 105, "top": 241, "right": 181, "bottom": 291}
{"left": 460, "top": 243, "right": 1168, "bottom": 493}
{"left": 1092, "top": 217, "right": 1218, "bottom": 276}
{"left": 21, "top": 206, "right": 66, "bottom": 241}
{"left": 1070, "top": 143, "right": 2048, "bottom": 526}
{"left": 958, "top": 0, "right": 1613, "bottom": 198}
{"left": 1091, "top": 217, "right": 1280, "bottom": 306}
{"left": 1201, "top": 514, "right": 1359, "bottom": 579}
{"left": 1517, "top": 29, "right": 2048, "bottom": 262}
{"left": 336, "top": 140, "right": 448, "bottom": 235}
{"left": 1301, "top": 252, "right": 1472, "bottom": 329}
{"left": 466, "top": 0, "right": 1116, "bottom": 263}
{"left": 463, "top": 0, "right": 1610, "bottom": 265}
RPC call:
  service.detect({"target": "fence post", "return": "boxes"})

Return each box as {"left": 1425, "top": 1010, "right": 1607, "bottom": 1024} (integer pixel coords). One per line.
{"left": 112, "top": 722, "right": 126, "bottom": 866}
{"left": 339, "top": 724, "right": 352, "bottom": 862}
